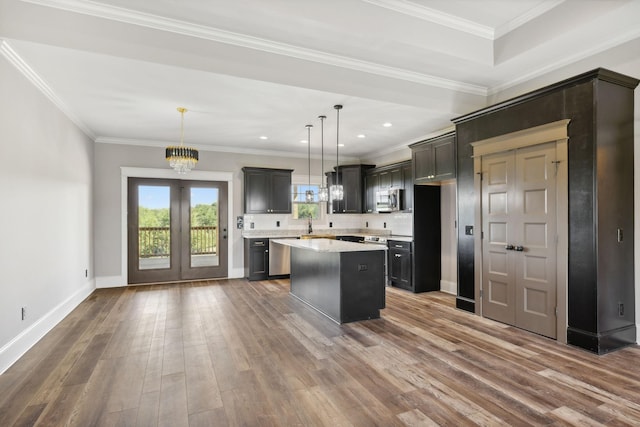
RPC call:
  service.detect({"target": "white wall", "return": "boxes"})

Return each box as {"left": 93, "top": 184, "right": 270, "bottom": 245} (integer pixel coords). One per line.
{"left": 0, "top": 56, "right": 94, "bottom": 373}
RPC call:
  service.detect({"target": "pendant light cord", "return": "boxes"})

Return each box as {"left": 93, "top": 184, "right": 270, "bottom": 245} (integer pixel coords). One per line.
{"left": 306, "top": 125, "right": 312, "bottom": 188}
{"left": 334, "top": 105, "right": 342, "bottom": 185}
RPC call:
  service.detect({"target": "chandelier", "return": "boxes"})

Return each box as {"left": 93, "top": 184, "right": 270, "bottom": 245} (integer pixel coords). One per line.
{"left": 166, "top": 107, "right": 198, "bottom": 174}
{"left": 318, "top": 115, "right": 329, "bottom": 202}
{"left": 330, "top": 104, "right": 344, "bottom": 201}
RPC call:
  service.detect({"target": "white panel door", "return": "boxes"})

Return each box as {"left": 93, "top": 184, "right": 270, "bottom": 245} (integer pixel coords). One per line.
{"left": 482, "top": 142, "right": 557, "bottom": 338}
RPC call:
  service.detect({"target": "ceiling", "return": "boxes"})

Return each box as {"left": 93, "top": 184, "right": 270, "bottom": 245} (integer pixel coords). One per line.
{"left": 1, "top": 0, "right": 639, "bottom": 160}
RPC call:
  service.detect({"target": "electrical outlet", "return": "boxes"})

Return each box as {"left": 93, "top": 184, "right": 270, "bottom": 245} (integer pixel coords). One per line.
{"left": 250, "top": 222, "right": 254, "bottom": 229}
{"left": 383, "top": 222, "right": 387, "bottom": 228}
{"left": 276, "top": 221, "right": 280, "bottom": 227}
{"left": 329, "top": 222, "right": 333, "bottom": 228}
{"left": 21, "top": 307, "right": 26, "bottom": 321}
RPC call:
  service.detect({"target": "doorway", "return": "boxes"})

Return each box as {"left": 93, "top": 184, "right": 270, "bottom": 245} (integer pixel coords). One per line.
{"left": 471, "top": 120, "right": 569, "bottom": 342}
{"left": 481, "top": 143, "right": 558, "bottom": 338}
{"left": 127, "top": 178, "right": 228, "bottom": 284}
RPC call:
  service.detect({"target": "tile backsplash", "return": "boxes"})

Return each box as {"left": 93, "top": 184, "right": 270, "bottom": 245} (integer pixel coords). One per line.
{"left": 243, "top": 212, "right": 412, "bottom": 236}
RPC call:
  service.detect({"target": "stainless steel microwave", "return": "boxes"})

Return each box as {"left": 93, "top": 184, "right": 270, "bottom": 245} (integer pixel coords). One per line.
{"left": 376, "top": 188, "right": 403, "bottom": 212}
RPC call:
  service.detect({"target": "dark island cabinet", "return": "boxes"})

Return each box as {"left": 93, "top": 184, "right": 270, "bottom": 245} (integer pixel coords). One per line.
{"left": 388, "top": 240, "right": 412, "bottom": 290}
{"left": 410, "top": 132, "right": 456, "bottom": 183}
{"left": 326, "top": 165, "right": 374, "bottom": 214}
{"left": 244, "top": 238, "right": 269, "bottom": 280}
{"left": 243, "top": 167, "right": 293, "bottom": 214}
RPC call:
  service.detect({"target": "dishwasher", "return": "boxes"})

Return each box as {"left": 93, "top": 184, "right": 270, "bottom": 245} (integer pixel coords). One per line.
{"left": 269, "top": 238, "right": 296, "bottom": 276}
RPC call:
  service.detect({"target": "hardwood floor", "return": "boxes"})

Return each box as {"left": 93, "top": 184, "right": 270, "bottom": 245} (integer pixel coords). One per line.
{"left": 1, "top": 279, "right": 640, "bottom": 426}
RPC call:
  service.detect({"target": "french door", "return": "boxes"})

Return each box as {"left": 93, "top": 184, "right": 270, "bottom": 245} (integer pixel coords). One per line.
{"left": 127, "top": 178, "right": 228, "bottom": 284}
{"left": 481, "top": 142, "right": 558, "bottom": 338}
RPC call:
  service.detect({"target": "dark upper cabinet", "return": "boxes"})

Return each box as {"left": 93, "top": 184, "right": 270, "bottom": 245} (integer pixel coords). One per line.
{"left": 364, "top": 160, "right": 413, "bottom": 213}
{"left": 411, "top": 132, "right": 456, "bottom": 184}
{"left": 327, "top": 165, "right": 374, "bottom": 214}
{"left": 364, "top": 171, "right": 378, "bottom": 213}
{"left": 401, "top": 161, "right": 413, "bottom": 212}
{"left": 242, "top": 167, "right": 293, "bottom": 214}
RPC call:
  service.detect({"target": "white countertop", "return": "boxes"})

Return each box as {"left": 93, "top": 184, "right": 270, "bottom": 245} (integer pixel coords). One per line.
{"left": 271, "top": 238, "right": 387, "bottom": 253}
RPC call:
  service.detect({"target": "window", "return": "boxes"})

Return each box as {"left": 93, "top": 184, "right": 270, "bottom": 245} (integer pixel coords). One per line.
{"left": 292, "top": 184, "right": 320, "bottom": 219}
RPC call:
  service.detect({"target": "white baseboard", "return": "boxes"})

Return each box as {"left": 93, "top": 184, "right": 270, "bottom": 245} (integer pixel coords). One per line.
{"left": 0, "top": 280, "right": 95, "bottom": 375}
{"left": 229, "top": 267, "right": 245, "bottom": 279}
{"left": 440, "top": 280, "right": 457, "bottom": 295}
{"left": 96, "top": 275, "right": 126, "bottom": 288}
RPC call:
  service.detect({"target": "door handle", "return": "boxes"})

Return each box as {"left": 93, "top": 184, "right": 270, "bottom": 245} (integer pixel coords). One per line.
{"left": 505, "top": 244, "right": 514, "bottom": 250}
{"left": 515, "top": 246, "right": 524, "bottom": 252}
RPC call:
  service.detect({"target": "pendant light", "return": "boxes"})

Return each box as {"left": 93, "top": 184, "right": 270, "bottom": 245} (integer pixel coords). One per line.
{"left": 166, "top": 107, "right": 199, "bottom": 174}
{"left": 318, "top": 115, "right": 329, "bottom": 202}
{"left": 305, "top": 124, "right": 314, "bottom": 203}
{"left": 330, "top": 104, "right": 344, "bottom": 201}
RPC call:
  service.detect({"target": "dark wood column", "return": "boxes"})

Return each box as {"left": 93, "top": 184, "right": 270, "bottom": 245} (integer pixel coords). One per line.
{"left": 452, "top": 68, "right": 639, "bottom": 354}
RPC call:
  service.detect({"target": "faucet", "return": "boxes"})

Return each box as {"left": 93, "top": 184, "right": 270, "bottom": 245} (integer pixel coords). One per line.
{"left": 307, "top": 216, "right": 313, "bottom": 234}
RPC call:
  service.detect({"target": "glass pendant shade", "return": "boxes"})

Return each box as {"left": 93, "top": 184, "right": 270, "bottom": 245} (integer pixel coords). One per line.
{"left": 318, "top": 185, "right": 329, "bottom": 202}
{"left": 305, "top": 190, "right": 315, "bottom": 203}
{"left": 330, "top": 184, "right": 344, "bottom": 201}
{"left": 166, "top": 107, "right": 198, "bottom": 174}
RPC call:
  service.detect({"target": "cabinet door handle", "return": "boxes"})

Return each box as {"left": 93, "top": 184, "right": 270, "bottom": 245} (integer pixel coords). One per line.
{"left": 394, "top": 244, "right": 404, "bottom": 248}
{"left": 254, "top": 242, "right": 265, "bottom": 246}
{"left": 395, "top": 254, "right": 402, "bottom": 257}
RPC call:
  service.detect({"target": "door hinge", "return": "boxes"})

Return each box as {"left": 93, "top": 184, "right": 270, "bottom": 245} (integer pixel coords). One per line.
{"left": 555, "top": 307, "right": 558, "bottom": 316}
{"left": 477, "top": 172, "right": 483, "bottom": 180}
{"left": 481, "top": 231, "right": 484, "bottom": 239}
{"left": 479, "top": 289, "right": 483, "bottom": 298}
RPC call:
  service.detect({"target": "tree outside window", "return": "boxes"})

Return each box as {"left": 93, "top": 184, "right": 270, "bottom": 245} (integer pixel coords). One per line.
{"left": 292, "top": 184, "right": 320, "bottom": 219}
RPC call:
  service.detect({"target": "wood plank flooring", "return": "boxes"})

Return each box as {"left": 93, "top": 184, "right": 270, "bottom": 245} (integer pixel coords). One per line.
{"left": 1, "top": 278, "right": 640, "bottom": 426}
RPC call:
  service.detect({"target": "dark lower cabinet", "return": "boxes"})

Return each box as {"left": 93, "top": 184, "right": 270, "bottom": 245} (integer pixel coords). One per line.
{"left": 388, "top": 240, "right": 412, "bottom": 290}
{"left": 244, "top": 238, "right": 269, "bottom": 280}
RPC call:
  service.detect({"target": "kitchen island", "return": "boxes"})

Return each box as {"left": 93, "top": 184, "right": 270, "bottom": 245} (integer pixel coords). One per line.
{"left": 271, "top": 238, "right": 386, "bottom": 324}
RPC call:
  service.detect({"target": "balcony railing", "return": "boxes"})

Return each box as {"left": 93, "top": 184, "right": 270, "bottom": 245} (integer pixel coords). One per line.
{"left": 138, "top": 226, "right": 217, "bottom": 258}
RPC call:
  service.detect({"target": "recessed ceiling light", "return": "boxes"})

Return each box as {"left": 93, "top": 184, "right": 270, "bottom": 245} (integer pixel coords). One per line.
{"left": 357, "top": 134, "right": 366, "bottom": 138}
{"left": 300, "top": 140, "right": 308, "bottom": 144}
{"left": 259, "top": 136, "right": 268, "bottom": 140}
{"left": 338, "top": 143, "right": 345, "bottom": 147}
{"left": 383, "top": 122, "right": 393, "bottom": 128}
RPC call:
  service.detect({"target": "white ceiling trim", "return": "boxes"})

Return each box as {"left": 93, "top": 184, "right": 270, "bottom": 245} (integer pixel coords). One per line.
{"left": 95, "top": 136, "right": 361, "bottom": 162}
{"left": 22, "top": 0, "right": 488, "bottom": 96}
{"left": 361, "top": 0, "right": 494, "bottom": 39}
{"left": 493, "top": 0, "right": 565, "bottom": 39}
{"left": 0, "top": 39, "right": 95, "bottom": 140}
{"left": 488, "top": 25, "right": 640, "bottom": 95}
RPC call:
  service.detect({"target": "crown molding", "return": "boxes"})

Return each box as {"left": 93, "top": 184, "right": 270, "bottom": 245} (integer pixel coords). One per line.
{"left": 0, "top": 39, "right": 95, "bottom": 139}
{"left": 21, "top": 0, "right": 487, "bottom": 96}
{"left": 361, "top": 0, "right": 494, "bottom": 39}
{"left": 94, "top": 136, "right": 361, "bottom": 162}
{"left": 488, "top": 25, "right": 640, "bottom": 96}
{"left": 494, "top": 0, "right": 565, "bottom": 39}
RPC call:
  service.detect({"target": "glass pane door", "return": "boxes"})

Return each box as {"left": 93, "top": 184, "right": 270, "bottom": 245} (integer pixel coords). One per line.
{"left": 128, "top": 178, "right": 228, "bottom": 284}
{"left": 181, "top": 180, "right": 228, "bottom": 280}
{"left": 128, "top": 178, "right": 181, "bottom": 284}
